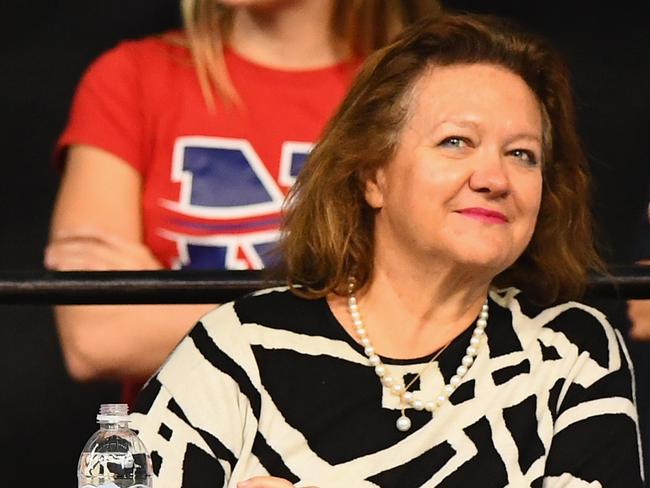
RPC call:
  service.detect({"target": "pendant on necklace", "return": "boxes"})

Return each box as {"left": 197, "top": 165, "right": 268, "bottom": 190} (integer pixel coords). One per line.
{"left": 396, "top": 414, "right": 412, "bottom": 432}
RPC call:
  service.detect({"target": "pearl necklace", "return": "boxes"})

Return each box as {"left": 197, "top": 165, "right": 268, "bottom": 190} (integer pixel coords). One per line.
{"left": 347, "top": 279, "right": 489, "bottom": 432}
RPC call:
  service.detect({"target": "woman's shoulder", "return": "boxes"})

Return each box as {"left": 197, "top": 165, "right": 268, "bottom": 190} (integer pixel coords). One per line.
{"left": 196, "top": 286, "right": 343, "bottom": 350}
{"left": 490, "top": 287, "right": 623, "bottom": 368}
{"left": 199, "top": 286, "right": 320, "bottom": 329}
{"left": 85, "top": 30, "right": 190, "bottom": 76}
{"left": 118, "top": 30, "right": 188, "bottom": 57}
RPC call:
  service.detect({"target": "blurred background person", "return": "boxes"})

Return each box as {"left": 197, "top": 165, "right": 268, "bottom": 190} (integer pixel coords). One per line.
{"left": 44, "top": 0, "right": 441, "bottom": 405}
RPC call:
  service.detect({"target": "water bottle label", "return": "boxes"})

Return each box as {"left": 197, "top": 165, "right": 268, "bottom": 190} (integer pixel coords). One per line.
{"left": 79, "top": 449, "right": 151, "bottom": 486}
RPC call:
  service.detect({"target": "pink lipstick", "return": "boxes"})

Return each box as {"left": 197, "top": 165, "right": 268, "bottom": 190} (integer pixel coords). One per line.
{"left": 456, "top": 207, "right": 508, "bottom": 224}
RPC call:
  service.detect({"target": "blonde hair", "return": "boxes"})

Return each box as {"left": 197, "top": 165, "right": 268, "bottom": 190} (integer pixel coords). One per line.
{"left": 280, "top": 13, "right": 604, "bottom": 305}
{"left": 179, "top": 0, "right": 442, "bottom": 107}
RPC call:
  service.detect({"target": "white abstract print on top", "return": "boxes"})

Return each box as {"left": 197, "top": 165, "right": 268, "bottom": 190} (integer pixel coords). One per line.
{"left": 130, "top": 287, "right": 644, "bottom": 487}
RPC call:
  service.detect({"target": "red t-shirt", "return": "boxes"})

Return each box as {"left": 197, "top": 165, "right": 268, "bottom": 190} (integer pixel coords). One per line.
{"left": 58, "top": 32, "right": 362, "bottom": 270}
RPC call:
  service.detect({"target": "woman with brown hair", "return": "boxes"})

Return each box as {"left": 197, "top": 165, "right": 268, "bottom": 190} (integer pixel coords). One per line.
{"left": 130, "top": 12, "right": 644, "bottom": 487}
{"left": 45, "top": 0, "right": 440, "bottom": 396}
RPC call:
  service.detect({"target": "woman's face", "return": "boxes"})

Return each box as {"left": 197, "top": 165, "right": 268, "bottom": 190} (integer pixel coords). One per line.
{"left": 366, "top": 63, "right": 544, "bottom": 276}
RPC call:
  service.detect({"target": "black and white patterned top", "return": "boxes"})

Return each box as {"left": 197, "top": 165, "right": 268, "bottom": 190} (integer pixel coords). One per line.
{"left": 130, "top": 287, "right": 644, "bottom": 487}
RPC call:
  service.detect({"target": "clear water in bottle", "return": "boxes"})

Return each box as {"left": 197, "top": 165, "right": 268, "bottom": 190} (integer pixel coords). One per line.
{"left": 78, "top": 404, "right": 153, "bottom": 488}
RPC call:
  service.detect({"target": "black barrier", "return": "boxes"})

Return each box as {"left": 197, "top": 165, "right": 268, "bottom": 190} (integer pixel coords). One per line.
{"left": 0, "top": 265, "right": 648, "bottom": 304}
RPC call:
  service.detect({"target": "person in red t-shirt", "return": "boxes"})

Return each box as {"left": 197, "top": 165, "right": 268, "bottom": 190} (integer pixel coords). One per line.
{"left": 45, "top": 0, "right": 441, "bottom": 399}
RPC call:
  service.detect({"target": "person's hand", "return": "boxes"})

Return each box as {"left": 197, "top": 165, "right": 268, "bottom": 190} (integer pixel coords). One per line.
{"left": 44, "top": 227, "right": 163, "bottom": 271}
{"left": 237, "top": 476, "right": 319, "bottom": 488}
{"left": 628, "top": 259, "right": 650, "bottom": 342}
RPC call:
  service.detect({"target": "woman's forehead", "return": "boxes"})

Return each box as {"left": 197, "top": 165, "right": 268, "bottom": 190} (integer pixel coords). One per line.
{"left": 402, "top": 63, "right": 543, "bottom": 138}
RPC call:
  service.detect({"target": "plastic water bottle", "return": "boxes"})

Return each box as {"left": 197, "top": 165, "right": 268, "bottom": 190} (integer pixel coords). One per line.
{"left": 77, "top": 403, "right": 153, "bottom": 488}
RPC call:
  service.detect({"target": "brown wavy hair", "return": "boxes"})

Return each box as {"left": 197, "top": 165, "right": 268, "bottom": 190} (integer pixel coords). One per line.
{"left": 279, "top": 12, "right": 604, "bottom": 304}
{"left": 179, "top": 0, "right": 442, "bottom": 107}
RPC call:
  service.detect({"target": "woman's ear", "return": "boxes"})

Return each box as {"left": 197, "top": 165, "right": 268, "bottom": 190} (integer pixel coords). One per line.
{"left": 364, "top": 167, "right": 385, "bottom": 209}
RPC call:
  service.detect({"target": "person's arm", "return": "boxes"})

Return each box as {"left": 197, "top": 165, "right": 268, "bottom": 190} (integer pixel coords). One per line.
{"left": 543, "top": 325, "right": 644, "bottom": 486}
{"left": 628, "top": 203, "right": 650, "bottom": 342}
{"left": 46, "top": 145, "right": 213, "bottom": 381}
{"left": 629, "top": 298, "right": 650, "bottom": 341}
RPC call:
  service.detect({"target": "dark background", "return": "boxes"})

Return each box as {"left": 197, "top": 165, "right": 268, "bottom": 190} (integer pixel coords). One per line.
{"left": 0, "top": 1, "right": 647, "bottom": 484}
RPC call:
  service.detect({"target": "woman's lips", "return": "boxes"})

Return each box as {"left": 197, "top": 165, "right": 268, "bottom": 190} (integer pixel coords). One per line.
{"left": 456, "top": 207, "right": 509, "bottom": 224}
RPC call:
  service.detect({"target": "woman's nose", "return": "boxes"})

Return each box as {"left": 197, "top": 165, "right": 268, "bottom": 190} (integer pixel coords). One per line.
{"left": 468, "top": 153, "right": 510, "bottom": 197}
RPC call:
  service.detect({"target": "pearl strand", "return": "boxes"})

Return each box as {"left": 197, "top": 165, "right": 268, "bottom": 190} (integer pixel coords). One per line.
{"left": 347, "top": 279, "right": 489, "bottom": 432}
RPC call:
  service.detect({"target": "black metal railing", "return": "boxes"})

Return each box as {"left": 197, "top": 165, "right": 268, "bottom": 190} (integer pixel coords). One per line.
{"left": 0, "top": 265, "right": 648, "bottom": 305}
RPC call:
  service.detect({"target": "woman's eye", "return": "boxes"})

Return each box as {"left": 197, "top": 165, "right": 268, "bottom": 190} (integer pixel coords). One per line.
{"left": 439, "top": 137, "right": 468, "bottom": 149}
{"left": 509, "top": 149, "right": 538, "bottom": 165}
